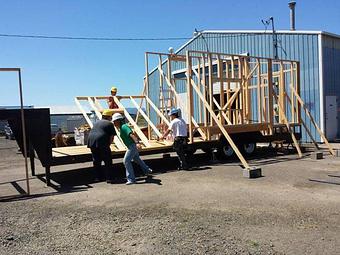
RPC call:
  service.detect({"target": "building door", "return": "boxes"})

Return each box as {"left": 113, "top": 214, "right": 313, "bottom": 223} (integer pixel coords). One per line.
{"left": 325, "top": 96, "right": 337, "bottom": 141}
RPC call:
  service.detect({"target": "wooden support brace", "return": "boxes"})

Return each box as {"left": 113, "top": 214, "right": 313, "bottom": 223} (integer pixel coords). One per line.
{"left": 74, "top": 97, "right": 93, "bottom": 128}
{"left": 113, "top": 97, "right": 151, "bottom": 147}
{"left": 145, "top": 96, "right": 170, "bottom": 126}
{"left": 290, "top": 87, "right": 335, "bottom": 156}
{"left": 222, "top": 88, "right": 240, "bottom": 111}
{"left": 273, "top": 91, "right": 303, "bottom": 157}
{"left": 285, "top": 94, "right": 319, "bottom": 150}
{"left": 129, "top": 96, "right": 162, "bottom": 138}
{"left": 188, "top": 76, "right": 250, "bottom": 169}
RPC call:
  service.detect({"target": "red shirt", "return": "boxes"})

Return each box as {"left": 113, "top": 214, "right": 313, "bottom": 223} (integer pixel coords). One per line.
{"left": 108, "top": 96, "right": 118, "bottom": 109}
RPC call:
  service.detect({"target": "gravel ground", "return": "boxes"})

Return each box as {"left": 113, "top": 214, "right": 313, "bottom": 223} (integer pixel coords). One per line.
{"left": 1, "top": 137, "right": 340, "bottom": 254}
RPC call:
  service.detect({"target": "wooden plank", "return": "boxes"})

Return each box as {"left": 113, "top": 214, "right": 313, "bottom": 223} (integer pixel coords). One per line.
{"left": 94, "top": 97, "right": 104, "bottom": 111}
{"left": 285, "top": 94, "right": 319, "bottom": 149}
{"left": 198, "top": 57, "right": 202, "bottom": 124}
{"left": 129, "top": 96, "right": 162, "bottom": 138}
{"left": 188, "top": 75, "right": 250, "bottom": 169}
{"left": 208, "top": 53, "right": 213, "bottom": 126}
{"left": 290, "top": 63, "right": 295, "bottom": 123}
{"left": 218, "top": 56, "right": 224, "bottom": 125}
{"left": 145, "top": 53, "right": 152, "bottom": 139}
{"left": 145, "top": 96, "right": 170, "bottom": 126}
{"left": 279, "top": 62, "right": 286, "bottom": 123}
{"left": 74, "top": 97, "right": 93, "bottom": 128}
{"left": 290, "top": 85, "right": 335, "bottom": 156}
{"left": 257, "top": 59, "right": 262, "bottom": 122}
{"left": 87, "top": 97, "right": 102, "bottom": 119}
{"left": 113, "top": 97, "right": 151, "bottom": 147}
{"left": 186, "top": 51, "right": 194, "bottom": 143}
{"left": 267, "top": 59, "right": 274, "bottom": 134}
{"left": 202, "top": 54, "right": 209, "bottom": 140}
{"left": 159, "top": 63, "right": 207, "bottom": 140}
{"left": 207, "top": 123, "right": 269, "bottom": 134}
{"left": 246, "top": 62, "right": 259, "bottom": 80}
{"left": 92, "top": 97, "right": 127, "bottom": 150}
{"left": 222, "top": 88, "right": 240, "bottom": 110}
{"left": 273, "top": 90, "right": 303, "bottom": 157}
{"left": 212, "top": 97, "right": 232, "bottom": 125}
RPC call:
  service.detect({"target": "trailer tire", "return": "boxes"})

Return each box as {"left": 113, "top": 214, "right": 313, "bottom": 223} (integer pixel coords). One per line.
{"left": 242, "top": 142, "right": 256, "bottom": 156}
{"left": 218, "top": 143, "right": 235, "bottom": 159}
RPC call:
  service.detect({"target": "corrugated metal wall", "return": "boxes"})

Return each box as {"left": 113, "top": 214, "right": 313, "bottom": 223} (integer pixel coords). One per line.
{"left": 148, "top": 32, "right": 321, "bottom": 142}
{"left": 323, "top": 35, "right": 340, "bottom": 138}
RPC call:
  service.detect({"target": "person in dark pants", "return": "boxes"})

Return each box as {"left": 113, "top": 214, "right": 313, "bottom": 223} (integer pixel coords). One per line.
{"left": 87, "top": 109, "right": 116, "bottom": 183}
{"left": 161, "top": 108, "right": 189, "bottom": 170}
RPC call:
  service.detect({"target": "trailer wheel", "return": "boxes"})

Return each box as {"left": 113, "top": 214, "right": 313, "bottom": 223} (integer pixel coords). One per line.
{"left": 218, "top": 143, "right": 235, "bottom": 158}
{"left": 242, "top": 142, "right": 256, "bottom": 156}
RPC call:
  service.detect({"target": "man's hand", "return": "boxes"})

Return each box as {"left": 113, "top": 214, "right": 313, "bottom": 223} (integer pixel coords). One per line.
{"left": 136, "top": 143, "right": 142, "bottom": 150}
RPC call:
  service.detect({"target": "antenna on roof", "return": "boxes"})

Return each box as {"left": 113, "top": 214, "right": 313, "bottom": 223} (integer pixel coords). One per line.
{"left": 261, "top": 17, "right": 278, "bottom": 59}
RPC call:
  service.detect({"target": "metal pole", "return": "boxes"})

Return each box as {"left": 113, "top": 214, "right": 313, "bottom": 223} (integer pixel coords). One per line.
{"left": 288, "top": 1, "right": 296, "bottom": 31}
{"left": 18, "top": 69, "right": 30, "bottom": 195}
{"left": 270, "top": 17, "right": 278, "bottom": 59}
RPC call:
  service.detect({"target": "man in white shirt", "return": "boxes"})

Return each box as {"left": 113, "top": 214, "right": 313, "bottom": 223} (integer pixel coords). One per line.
{"left": 161, "top": 108, "right": 189, "bottom": 170}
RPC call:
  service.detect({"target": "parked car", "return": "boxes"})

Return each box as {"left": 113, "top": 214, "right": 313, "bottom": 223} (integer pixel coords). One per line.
{"left": 4, "top": 124, "right": 15, "bottom": 140}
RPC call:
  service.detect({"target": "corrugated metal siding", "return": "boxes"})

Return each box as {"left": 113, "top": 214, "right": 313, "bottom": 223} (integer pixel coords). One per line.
{"left": 148, "top": 32, "right": 321, "bottom": 141}
{"left": 323, "top": 35, "right": 340, "bottom": 138}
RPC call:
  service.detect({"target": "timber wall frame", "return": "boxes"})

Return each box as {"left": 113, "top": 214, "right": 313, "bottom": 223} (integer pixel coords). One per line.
{"left": 75, "top": 50, "right": 334, "bottom": 171}
{"left": 143, "top": 50, "right": 335, "bottom": 166}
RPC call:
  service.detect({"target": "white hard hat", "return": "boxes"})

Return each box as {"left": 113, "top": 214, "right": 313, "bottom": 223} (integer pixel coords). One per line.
{"left": 112, "top": 113, "right": 124, "bottom": 121}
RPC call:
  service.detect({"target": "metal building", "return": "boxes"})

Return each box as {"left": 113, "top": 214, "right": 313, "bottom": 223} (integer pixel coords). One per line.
{"left": 147, "top": 30, "right": 340, "bottom": 142}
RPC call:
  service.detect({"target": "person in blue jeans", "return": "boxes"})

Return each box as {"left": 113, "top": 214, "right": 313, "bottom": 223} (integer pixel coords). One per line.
{"left": 112, "top": 113, "right": 152, "bottom": 185}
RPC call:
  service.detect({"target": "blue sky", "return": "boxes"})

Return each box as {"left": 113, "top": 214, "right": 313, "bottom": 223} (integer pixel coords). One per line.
{"left": 0, "top": 0, "right": 339, "bottom": 106}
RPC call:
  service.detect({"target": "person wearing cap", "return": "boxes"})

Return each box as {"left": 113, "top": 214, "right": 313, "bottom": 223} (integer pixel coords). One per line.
{"left": 112, "top": 113, "right": 153, "bottom": 185}
{"left": 161, "top": 108, "right": 189, "bottom": 170}
{"left": 107, "top": 86, "right": 119, "bottom": 109}
{"left": 87, "top": 109, "right": 116, "bottom": 183}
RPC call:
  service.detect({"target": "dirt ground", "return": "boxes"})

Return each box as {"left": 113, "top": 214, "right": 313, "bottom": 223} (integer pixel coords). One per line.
{"left": 0, "top": 136, "right": 340, "bottom": 255}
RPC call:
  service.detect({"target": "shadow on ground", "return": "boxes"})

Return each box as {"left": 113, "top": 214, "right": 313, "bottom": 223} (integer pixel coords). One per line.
{"left": 0, "top": 146, "right": 317, "bottom": 202}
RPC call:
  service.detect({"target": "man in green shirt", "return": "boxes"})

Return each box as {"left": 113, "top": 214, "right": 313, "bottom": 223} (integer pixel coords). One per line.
{"left": 112, "top": 113, "right": 152, "bottom": 185}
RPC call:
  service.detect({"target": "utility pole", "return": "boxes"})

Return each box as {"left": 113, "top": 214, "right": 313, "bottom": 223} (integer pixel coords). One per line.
{"left": 262, "top": 17, "right": 278, "bottom": 59}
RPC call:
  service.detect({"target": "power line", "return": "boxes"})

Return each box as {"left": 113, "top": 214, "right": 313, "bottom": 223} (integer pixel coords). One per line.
{"left": 0, "top": 33, "right": 191, "bottom": 41}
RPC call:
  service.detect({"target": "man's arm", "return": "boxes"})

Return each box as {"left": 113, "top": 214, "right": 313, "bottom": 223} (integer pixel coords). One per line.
{"left": 129, "top": 133, "right": 139, "bottom": 144}
{"left": 109, "top": 135, "right": 114, "bottom": 144}
{"left": 161, "top": 129, "right": 171, "bottom": 140}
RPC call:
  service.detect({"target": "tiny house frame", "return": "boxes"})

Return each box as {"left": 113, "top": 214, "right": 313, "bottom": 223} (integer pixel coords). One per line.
{"left": 74, "top": 50, "right": 334, "bottom": 171}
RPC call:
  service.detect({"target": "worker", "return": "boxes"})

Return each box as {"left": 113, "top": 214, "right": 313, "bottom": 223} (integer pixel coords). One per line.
{"left": 87, "top": 109, "right": 116, "bottom": 183}
{"left": 55, "top": 128, "right": 66, "bottom": 147}
{"left": 107, "top": 86, "right": 119, "bottom": 109}
{"left": 112, "top": 113, "right": 153, "bottom": 185}
{"left": 161, "top": 108, "right": 189, "bottom": 170}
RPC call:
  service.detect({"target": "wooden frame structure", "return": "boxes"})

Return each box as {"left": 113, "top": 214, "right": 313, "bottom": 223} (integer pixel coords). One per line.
{"left": 72, "top": 50, "right": 334, "bottom": 171}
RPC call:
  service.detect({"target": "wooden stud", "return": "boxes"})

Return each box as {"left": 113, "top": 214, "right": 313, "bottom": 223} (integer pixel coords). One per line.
{"left": 186, "top": 51, "right": 194, "bottom": 143}
{"left": 130, "top": 96, "right": 162, "bottom": 138}
{"left": 75, "top": 97, "right": 93, "bottom": 128}
{"left": 273, "top": 90, "right": 303, "bottom": 158}
{"left": 188, "top": 76, "right": 251, "bottom": 169}
{"left": 267, "top": 60, "right": 274, "bottom": 134}
{"left": 257, "top": 59, "right": 262, "bottom": 123}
